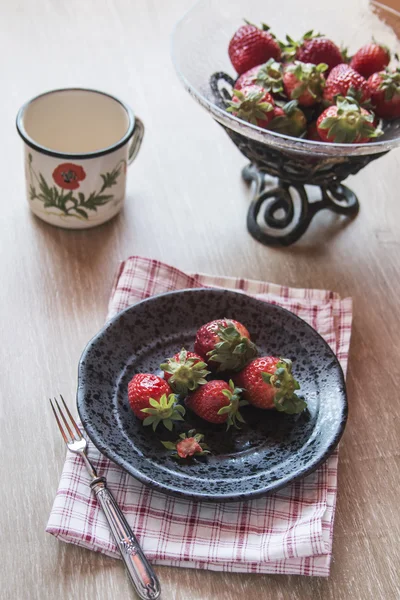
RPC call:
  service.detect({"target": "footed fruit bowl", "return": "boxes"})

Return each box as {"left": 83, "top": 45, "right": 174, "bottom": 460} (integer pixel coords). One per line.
{"left": 172, "top": 0, "right": 400, "bottom": 245}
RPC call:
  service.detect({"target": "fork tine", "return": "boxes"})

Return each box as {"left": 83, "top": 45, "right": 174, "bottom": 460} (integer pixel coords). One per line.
{"left": 60, "top": 394, "right": 82, "bottom": 440}
{"left": 49, "top": 398, "right": 69, "bottom": 444}
{"left": 54, "top": 397, "right": 76, "bottom": 441}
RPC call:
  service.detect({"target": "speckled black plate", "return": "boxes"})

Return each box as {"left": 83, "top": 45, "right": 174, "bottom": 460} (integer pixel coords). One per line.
{"left": 77, "top": 288, "right": 347, "bottom": 502}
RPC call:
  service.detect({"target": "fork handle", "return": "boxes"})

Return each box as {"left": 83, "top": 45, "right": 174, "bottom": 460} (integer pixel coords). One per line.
{"left": 90, "top": 477, "right": 161, "bottom": 600}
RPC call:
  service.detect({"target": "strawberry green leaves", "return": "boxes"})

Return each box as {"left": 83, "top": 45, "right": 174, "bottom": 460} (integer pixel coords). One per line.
{"left": 160, "top": 348, "right": 210, "bottom": 395}
{"left": 284, "top": 61, "right": 327, "bottom": 104}
{"left": 274, "top": 394, "right": 307, "bottom": 414}
{"left": 217, "top": 379, "right": 248, "bottom": 430}
{"left": 262, "top": 358, "right": 307, "bottom": 414}
{"left": 281, "top": 30, "right": 323, "bottom": 60}
{"left": 255, "top": 58, "right": 284, "bottom": 94}
{"left": 227, "top": 88, "right": 274, "bottom": 127}
{"left": 207, "top": 320, "right": 258, "bottom": 372}
{"left": 319, "top": 96, "right": 382, "bottom": 143}
{"left": 141, "top": 394, "right": 185, "bottom": 431}
{"left": 378, "top": 67, "right": 400, "bottom": 102}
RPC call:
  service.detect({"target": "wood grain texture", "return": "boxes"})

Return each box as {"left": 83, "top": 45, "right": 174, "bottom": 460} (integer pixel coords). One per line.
{"left": 1, "top": 0, "right": 400, "bottom": 599}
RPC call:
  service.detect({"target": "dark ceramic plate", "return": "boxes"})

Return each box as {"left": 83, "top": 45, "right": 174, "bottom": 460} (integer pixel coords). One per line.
{"left": 77, "top": 288, "right": 347, "bottom": 502}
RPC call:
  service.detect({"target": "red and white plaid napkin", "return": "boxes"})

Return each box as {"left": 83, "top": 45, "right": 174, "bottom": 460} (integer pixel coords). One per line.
{"left": 47, "top": 256, "right": 352, "bottom": 576}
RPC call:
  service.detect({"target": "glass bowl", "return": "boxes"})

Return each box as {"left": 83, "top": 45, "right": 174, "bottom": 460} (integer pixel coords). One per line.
{"left": 171, "top": 0, "right": 400, "bottom": 244}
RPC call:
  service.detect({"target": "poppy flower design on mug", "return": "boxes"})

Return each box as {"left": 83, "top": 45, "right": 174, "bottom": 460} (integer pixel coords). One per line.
{"left": 52, "top": 163, "right": 86, "bottom": 190}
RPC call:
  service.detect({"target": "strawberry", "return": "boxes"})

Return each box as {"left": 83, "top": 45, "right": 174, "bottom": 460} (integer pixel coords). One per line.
{"left": 283, "top": 62, "right": 327, "bottom": 107}
{"left": 350, "top": 42, "right": 390, "bottom": 79}
{"left": 285, "top": 31, "right": 343, "bottom": 73}
{"left": 228, "top": 23, "right": 281, "bottom": 75}
{"left": 316, "top": 96, "right": 382, "bottom": 143}
{"left": 227, "top": 86, "right": 275, "bottom": 128}
{"left": 234, "top": 59, "right": 284, "bottom": 95}
{"left": 306, "top": 121, "right": 322, "bottom": 141}
{"left": 235, "top": 357, "right": 306, "bottom": 414}
{"left": 268, "top": 101, "right": 307, "bottom": 137}
{"left": 127, "top": 373, "right": 185, "bottom": 430}
{"left": 160, "top": 349, "right": 210, "bottom": 395}
{"left": 234, "top": 65, "right": 262, "bottom": 91}
{"left": 186, "top": 379, "right": 247, "bottom": 429}
{"left": 194, "top": 318, "right": 257, "bottom": 372}
{"left": 323, "top": 63, "right": 371, "bottom": 105}
{"left": 161, "top": 430, "right": 210, "bottom": 459}
{"left": 368, "top": 68, "right": 400, "bottom": 119}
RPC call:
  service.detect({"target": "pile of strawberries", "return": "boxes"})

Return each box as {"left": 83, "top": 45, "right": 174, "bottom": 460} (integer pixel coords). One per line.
{"left": 224, "top": 23, "right": 400, "bottom": 143}
{"left": 127, "top": 319, "right": 306, "bottom": 459}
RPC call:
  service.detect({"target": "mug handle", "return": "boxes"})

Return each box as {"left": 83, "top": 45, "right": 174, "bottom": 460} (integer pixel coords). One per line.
{"left": 128, "top": 117, "right": 145, "bottom": 165}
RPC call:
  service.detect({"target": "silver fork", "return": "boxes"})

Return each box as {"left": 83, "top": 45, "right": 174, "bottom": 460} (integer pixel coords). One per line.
{"left": 50, "top": 395, "right": 161, "bottom": 600}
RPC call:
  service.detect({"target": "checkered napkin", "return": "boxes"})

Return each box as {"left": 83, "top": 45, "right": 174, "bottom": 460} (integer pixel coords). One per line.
{"left": 47, "top": 256, "right": 352, "bottom": 576}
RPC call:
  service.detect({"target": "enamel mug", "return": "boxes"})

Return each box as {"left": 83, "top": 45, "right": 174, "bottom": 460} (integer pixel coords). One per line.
{"left": 16, "top": 88, "right": 144, "bottom": 229}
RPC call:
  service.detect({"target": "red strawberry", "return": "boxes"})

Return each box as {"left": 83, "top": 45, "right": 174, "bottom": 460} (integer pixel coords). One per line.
{"left": 235, "top": 65, "right": 261, "bottom": 91}
{"left": 323, "top": 64, "right": 371, "bottom": 105}
{"left": 227, "top": 86, "right": 275, "bottom": 128}
{"left": 235, "top": 357, "right": 306, "bottom": 414}
{"left": 229, "top": 23, "right": 281, "bottom": 75}
{"left": 316, "top": 96, "right": 381, "bottom": 143}
{"left": 127, "top": 373, "right": 185, "bottom": 430}
{"left": 350, "top": 42, "right": 390, "bottom": 79}
{"left": 268, "top": 100, "right": 307, "bottom": 137}
{"left": 368, "top": 68, "right": 400, "bottom": 120}
{"left": 285, "top": 31, "right": 343, "bottom": 73}
{"left": 306, "top": 121, "right": 322, "bottom": 141}
{"left": 194, "top": 318, "right": 257, "bottom": 372}
{"left": 272, "top": 106, "right": 285, "bottom": 118}
{"left": 161, "top": 430, "right": 210, "bottom": 459}
{"left": 235, "top": 59, "right": 284, "bottom": 95}
{"left": 186, "top": 379, "right": 246, "bottom": 429}
{"left": 160, "top": 349, "right": 209, "bottom": 395}
{"left": 283, "top": 62, "right": 327, "bottom": 107}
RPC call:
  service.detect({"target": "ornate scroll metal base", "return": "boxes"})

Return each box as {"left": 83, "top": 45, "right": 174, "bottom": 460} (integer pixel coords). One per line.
{"left": 243, "top": 165, "right": 360, "bottom": 246}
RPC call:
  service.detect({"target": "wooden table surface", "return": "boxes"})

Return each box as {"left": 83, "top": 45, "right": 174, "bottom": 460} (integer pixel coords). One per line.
{"left": 1, "top": 0, "right": 400, "bottom": 598}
